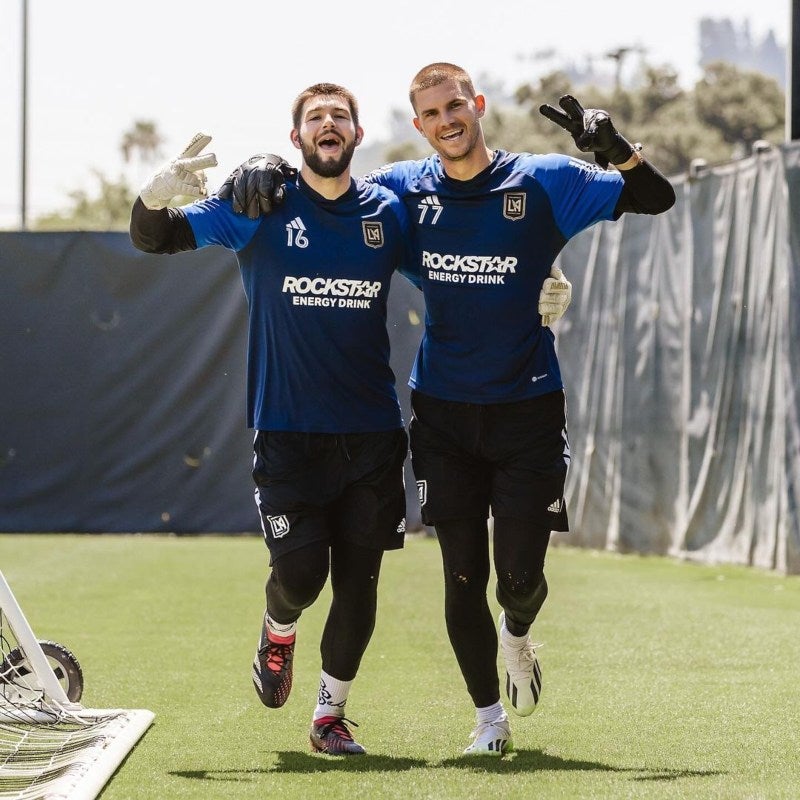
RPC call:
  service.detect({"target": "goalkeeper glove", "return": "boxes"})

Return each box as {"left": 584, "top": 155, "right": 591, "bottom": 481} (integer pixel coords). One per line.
{"left": 539, "top": 95, "right": 634, "bottom": 169}
{"left": 217, "top": 154, "right": 297, "bottom": 219}
{"left": 139, "top": 133, "right": 218, "bottom": 210}
{"left": 539, "top": 265, "right": 572, "bottom": 327}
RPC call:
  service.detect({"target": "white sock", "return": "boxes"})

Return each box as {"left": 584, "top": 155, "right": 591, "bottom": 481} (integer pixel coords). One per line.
{"left": 266, "top": 613, "right": 296, "bottom": 639}
{"left": 313, "top": 671, "right": 352, "bottom": 721}
{"left": 499, "top": 616, "right": 528, "bottom": 649}
{"left": 476, "top": 701, "right": 507, "bottom": 725}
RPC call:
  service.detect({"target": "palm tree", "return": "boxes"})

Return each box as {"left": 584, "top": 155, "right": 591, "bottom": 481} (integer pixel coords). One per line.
{"left": 120, "top": 120, "right": 164, "bottom": 166}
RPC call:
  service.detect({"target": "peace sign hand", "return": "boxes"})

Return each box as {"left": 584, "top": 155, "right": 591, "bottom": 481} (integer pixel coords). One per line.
{"left": 540, "top": 95, "right": 634, "bottom": 169}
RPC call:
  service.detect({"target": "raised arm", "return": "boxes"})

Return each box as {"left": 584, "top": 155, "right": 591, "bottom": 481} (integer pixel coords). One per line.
{"left": 129, "top": 133, "right": 217, "bottom": 254}
{"left": 540, "top": 95, "right": 675, "bottom": 216}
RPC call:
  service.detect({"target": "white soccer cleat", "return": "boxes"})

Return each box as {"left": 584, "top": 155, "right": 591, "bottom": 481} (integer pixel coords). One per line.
{"left": 463, "top": 717, "right": 513, "bottom": 756}
{"left": 499, "top": 612, "right": 542, "bottom": 716}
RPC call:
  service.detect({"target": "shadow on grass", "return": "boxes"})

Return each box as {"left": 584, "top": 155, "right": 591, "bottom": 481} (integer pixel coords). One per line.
{"left": 170, "top": 752, "right": 425, "bottom": 781}
{"left": 170, "top": 748, "right": 726, "bottom": 781}
{"left": 440, "top": 749, "right": 727, "bottom": 781}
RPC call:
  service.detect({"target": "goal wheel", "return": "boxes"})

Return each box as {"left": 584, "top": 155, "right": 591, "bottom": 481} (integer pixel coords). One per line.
{"left": 1, "top": 640, "right": 84, "bottom": 702}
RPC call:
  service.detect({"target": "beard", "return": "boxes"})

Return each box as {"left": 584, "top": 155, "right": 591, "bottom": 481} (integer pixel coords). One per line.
{"left": 301, "top": 137, "right": 357, "bottom": 178}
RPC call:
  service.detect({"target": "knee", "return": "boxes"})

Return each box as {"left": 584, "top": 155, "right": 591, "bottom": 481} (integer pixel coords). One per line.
{"left": 444, "top": 564, "right": 490, "bottom": 597}
{"left": 442, "top": 566, "right": 491, "bottom": 622}
{"left": 269, "top": 564, "right": 328, "bottom": 612}
{"left": 496, "top": 571, "right": 548, "bottom": 617}
{"left": 283, "top": 576, "right": 326, "bottom": 609}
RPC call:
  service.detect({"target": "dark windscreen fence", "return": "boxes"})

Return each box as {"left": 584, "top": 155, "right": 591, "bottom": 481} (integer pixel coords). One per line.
{"left": 0, "top": 232, "right": 425, "bottom": 534}
{"left": 2, "top": 143, "right": 799, "bottom": 572}
{"left": 1, "top": 233, "right": 255, "bottom": 532}
{"left": 555, "top": 143, "right": 800, "bottom": 574}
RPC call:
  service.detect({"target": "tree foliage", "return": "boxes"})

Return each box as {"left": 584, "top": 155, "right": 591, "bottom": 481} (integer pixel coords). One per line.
{"left": 34, "top": 120, "right": 163, "bottom": 231}
{"left": 120, "top": 120, "right": 164, "bottom": 165}
{"left": 33, "top": 62, "right": 785, "bottom": 230}
{"left": 694, "top": 61, "right": 784, "bottom": 149}
{"left": 500, "top": 61, "right": 783, "bottom": 176}
{"left": 31, "top": 171, "right": 136, "bottom": 231}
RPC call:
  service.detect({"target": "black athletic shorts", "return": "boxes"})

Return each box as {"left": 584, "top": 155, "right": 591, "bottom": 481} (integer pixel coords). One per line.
{"left": 252, "top": 428, "right": 408, "bottom": 562}
{"left": 409, "top": 390, "right": 570, "bottom": 530}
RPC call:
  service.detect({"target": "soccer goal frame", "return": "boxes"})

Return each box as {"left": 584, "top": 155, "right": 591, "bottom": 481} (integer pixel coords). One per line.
{"left": 0, "top": 570, "right": 154, "bottom": 800}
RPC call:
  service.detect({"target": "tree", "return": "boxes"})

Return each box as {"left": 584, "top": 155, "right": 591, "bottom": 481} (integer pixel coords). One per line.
{"left": 33, "top": 121, "right": 165, "bottom": 231}
{"left": 31, "top": 172, "right": 136, "bottom": 231}
{"left": 120, "top": 120, "right": 164, "bottom": 165}
{"left": 694, "top": 61, "right": 785, "bottom": 153}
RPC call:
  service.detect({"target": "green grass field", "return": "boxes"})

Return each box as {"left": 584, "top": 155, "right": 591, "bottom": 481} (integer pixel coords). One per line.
{"left": 1, "top": 533, "right": 798, "bottom": 800}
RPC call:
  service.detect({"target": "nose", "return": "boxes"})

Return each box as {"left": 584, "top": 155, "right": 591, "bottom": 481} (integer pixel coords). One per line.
{"left": 440, "top": 108, "right": 459, "bottom": 127}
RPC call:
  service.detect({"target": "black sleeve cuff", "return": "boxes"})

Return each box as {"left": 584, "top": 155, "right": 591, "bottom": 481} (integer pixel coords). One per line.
{"left": 613, "top": 161, "right": 676, "bottom": 217}
{"left": 129, "top": 197, "right": 197, "bottom": 253}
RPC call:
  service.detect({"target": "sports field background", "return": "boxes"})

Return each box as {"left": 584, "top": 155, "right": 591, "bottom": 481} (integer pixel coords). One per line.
{"left": 1, "top": 533, "right": 797, "bottom": 800}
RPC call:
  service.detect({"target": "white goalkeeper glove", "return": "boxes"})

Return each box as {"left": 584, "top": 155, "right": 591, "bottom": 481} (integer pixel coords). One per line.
{"left": 139, "top": 132, "right": 218, "bottom": 210}
{"left": 539, "top": 265, "right": 573, "bottom": 326}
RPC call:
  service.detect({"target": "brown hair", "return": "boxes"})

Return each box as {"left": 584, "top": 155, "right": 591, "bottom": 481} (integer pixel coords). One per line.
{"left": 408, "top": 63, "right": 477, "bottom": 110}
{"left": 291, "top": 83, "right": 360, "bottom": 129}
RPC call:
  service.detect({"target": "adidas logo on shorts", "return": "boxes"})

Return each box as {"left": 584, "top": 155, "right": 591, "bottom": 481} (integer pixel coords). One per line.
{"left": 547, "top": 499, "right": 562, "bottom": 513}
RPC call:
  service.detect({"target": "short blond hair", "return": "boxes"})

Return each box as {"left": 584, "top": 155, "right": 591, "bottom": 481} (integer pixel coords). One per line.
{"left": 408, "top": 63, "right": 476, "bottom": 111}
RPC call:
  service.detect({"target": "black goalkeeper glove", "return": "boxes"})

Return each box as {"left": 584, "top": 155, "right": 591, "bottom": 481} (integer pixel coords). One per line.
{"left": 216, "top": 153, "right": 297, "bottom": 219}
{"left": 539, "top": 95, "right": 634, "bottom": 169}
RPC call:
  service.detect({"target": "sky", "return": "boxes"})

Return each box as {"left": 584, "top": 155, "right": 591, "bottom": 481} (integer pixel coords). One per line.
{"left": 0, "top": 0, "right": 791, "bottom": 228}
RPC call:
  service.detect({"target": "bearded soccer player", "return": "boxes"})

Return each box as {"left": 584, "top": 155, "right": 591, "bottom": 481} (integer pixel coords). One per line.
{"left": 130, "top": 83, "right": 419, "bottom": 755}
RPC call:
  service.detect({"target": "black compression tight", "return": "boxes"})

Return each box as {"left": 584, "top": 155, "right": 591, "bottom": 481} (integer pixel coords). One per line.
{"left": 493, "top": 517, "right": 551, "bottom": 635}
{"left": 265, "top": 539, "right": 384, "bottom": 682}
{"left": 435, "top": 516, "right": 551, "bottom": 708}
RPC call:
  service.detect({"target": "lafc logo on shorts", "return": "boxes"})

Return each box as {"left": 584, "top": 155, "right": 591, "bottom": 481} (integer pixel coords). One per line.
{"left": 362, "top": 221, "right": 384, "bottom": 249}
{"left": 267, "top": 514, "right": 290, "bottom": 538}
{"left": 503, "top": 192, "right": 526, "bottom": 220}
{"left": 416, "top": 480, "right": 427, "bottom": 507}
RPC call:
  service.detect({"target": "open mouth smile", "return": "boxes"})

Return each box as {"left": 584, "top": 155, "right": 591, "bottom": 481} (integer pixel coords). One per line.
{"left": 317, "top": 135, "right": 343, "bottom": 153}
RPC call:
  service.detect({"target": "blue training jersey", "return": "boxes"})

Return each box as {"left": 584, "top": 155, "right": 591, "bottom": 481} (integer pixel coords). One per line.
{"left": 364, "top": 150, "right": 623, "bottom": 403}
{"left": 184, "top": 175, "right": 417, "bottom": 432}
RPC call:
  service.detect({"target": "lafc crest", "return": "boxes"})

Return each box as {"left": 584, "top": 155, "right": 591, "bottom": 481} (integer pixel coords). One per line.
{"left": 362, "top": 220, "right": 384, "bottom": 248}
{"left": 503, "top": 192, "right": 526, "bottom": 220}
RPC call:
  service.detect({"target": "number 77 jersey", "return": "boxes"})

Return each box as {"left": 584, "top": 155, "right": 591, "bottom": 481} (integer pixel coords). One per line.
{"left": 363, "top": 149, "right": 624, "bottom": 404}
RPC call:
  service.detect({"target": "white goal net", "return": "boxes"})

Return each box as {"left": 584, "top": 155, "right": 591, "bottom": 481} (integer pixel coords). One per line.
{"left": 0, "top": 571, "right": 153, "bottom": 800}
